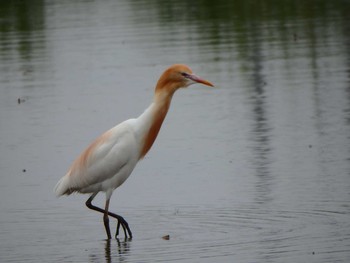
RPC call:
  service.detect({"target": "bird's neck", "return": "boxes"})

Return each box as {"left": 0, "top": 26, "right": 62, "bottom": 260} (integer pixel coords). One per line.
{"left": 138, "top": 89, "right": 174, "bottom": 159}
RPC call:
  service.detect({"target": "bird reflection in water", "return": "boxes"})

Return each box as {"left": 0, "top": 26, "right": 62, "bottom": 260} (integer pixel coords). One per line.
{"left": 102, "top": 239, "right": 131, "bottom": 263}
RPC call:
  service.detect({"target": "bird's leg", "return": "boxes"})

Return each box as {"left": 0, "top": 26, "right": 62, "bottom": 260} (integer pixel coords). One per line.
{"left": 116, "top": 220, "right": 122, "bottom": 238}
{"left": 85, "top": 193, "right": 111, "bottom": 239}
{"left": 85, "top": 194, "right": 132, "bottom": 239}
{"left": 104, "top": 199, "right": 112, "bottom": 239}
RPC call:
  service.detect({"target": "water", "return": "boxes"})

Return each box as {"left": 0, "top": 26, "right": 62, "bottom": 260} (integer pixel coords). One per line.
{"left": 1, "top": 0, "right": 350, "bottom": 262}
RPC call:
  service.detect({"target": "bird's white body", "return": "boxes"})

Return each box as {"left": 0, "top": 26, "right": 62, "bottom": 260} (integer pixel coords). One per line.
{"left": 54, "top": 100, "right": 166, "bottom": 199}
{"left": 54, "top": 64, "right": 213, "bottom": 239}
{"left": 54, "top": 120, "right": 138, "bottom": 197}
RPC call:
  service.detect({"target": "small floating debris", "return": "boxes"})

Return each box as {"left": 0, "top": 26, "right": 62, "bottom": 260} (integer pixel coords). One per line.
{"left": 17, "top": 98, "right": 26, "bottom": 104}
{"left": 22, "top": 169, "right": 26, "bottom": 173}
{"left": 162, "top": 234, "right": 170, "bottom": 240}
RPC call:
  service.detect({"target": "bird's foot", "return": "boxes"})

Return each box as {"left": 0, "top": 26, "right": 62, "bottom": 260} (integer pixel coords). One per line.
{"left": 115, "top": 217, "right": 132, "bottom": 240}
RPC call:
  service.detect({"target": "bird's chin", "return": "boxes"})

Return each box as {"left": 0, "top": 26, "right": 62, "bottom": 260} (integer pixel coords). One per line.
{"left": 183, "top": 80, "right": 196, "bottom": 87}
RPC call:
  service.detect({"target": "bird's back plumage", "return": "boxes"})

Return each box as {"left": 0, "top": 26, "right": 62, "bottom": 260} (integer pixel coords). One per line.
{"left": 54, "top": 119, "right": 140, "bottom": 196}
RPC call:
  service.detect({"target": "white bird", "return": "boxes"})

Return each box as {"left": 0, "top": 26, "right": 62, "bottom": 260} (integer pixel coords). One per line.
{"left": 54, "top": 64, "right": 214, "bottom": 239}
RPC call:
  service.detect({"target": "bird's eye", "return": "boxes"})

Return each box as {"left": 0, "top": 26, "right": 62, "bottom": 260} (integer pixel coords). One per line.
{"left": 181, "top": 72, "right": 190, "bottom": 78}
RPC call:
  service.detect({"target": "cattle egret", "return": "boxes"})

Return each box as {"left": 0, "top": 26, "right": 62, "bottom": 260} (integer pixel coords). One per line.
{"left": 54, "top": 64, "right": 214, "bottom": 239}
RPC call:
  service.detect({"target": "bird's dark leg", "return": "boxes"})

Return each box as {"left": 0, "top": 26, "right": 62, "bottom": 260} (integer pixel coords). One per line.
{"left": 85, "top": 193, "right": 132, "bottom": 239}
{"left": 103, "top": 198, "right": 112, "bottom": 239}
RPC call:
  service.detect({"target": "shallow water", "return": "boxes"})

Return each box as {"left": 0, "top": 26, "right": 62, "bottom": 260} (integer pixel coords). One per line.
{"left": 1, "top": 0, "right": 350, "bottom": 262}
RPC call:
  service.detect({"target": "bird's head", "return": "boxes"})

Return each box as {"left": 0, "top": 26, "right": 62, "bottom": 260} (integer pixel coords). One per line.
{"left": 155, "top": 64, "right": 214, "bottom": 94}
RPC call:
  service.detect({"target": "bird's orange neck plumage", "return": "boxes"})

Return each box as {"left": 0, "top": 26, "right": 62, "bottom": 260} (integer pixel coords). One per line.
{"left": 139, "top": 76, "right": 178, "bottom": 159}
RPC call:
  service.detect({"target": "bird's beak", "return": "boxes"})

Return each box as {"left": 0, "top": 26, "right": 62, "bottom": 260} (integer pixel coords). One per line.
{"left": 187, "top": 74, "right": 214, "bottom": 87}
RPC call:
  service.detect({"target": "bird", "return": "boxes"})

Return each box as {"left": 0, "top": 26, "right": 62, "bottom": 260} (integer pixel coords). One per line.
{"left": 54, "top": 64, "right": 214, "bottom": 239}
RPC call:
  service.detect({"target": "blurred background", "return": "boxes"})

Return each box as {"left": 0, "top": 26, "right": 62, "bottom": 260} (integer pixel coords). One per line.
{"left": 0, "top": 0, "right": 349, "bottom": 262}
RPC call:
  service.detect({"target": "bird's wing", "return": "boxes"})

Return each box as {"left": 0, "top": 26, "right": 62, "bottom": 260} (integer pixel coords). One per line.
{"left": 67, "top": 120, "right": 138, "bottom": 190}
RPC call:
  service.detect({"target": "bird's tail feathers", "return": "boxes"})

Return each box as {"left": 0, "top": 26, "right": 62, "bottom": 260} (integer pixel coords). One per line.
{"left": 54, "top": 175, "right": 72, "bottom": 196}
